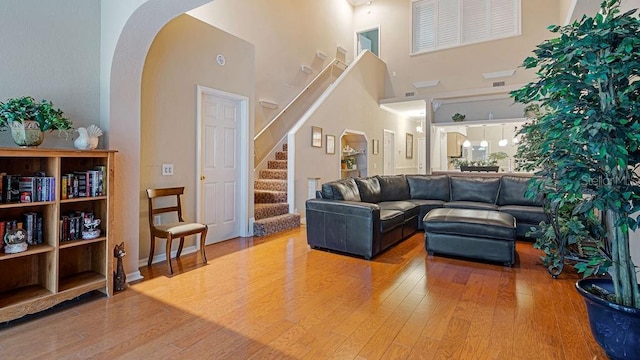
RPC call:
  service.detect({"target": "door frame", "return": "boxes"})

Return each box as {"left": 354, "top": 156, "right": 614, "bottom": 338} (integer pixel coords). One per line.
{"left": 355, "top": 25, "right": 381, "bottom": 57}
{"left": 196, "top": 85, "right": 251, "bottom": 243}
{"left": 417, "top": 136, "right": 427, "bottom": 174}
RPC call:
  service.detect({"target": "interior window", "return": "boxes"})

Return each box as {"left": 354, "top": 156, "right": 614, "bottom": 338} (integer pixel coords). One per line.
{"left": 412, "top": 0, "right": 521, "bottom": 54}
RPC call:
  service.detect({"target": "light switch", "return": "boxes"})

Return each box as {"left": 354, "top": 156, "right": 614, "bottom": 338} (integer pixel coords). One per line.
{"left": 162, "top": 164, "right": 174, "bottom": 176}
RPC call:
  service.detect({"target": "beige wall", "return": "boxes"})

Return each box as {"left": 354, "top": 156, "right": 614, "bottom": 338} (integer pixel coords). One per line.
{"left": 188, "top": 0, "right": 354, "bottom": 134}
{"left": 0, "top": 0, "right": 100, "bottom": 148}
{"left": 291, "top": 51, "right": 418, "bottom": 216}
{"left": 352, "top": 0, "right": 560, "bottom": 100}
{"left": 141, "top": 14, "right": 255, "bottom": 263}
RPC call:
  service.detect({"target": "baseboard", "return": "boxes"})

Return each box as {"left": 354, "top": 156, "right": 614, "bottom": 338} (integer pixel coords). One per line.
{"left": 126, "top": 270, "right": 143, "bottom": 283}
{"left": 138, "top": 245, "right": 198, "bottom": 268}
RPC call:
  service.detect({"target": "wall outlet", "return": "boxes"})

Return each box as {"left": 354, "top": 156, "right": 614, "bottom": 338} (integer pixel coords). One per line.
{"left": 162, "top": 163, "right": 174, "bottom": 176}
{"left": 154, "top": 215, "right": 161, "bottom": 225}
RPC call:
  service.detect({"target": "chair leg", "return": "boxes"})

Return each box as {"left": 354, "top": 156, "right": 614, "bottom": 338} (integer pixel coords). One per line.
{"left": 176, "top": 237, "right": 185, "bottom": 258}
{"left": 148, "top": 235, "right": 155, "bottom": 267}
{"left": 200, "top": 226, "right": 208, "bottom": 264}
{"left": 166, "top": 235, "right": 174, "bottom": 275}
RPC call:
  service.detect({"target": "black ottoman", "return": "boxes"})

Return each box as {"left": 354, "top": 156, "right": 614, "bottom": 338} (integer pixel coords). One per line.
{"left": 423, "top": 208, "right": 516, "bottom": 266}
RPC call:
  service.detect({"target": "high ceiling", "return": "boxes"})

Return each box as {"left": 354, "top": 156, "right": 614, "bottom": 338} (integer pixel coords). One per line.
{"left": 346, "top": 0, "right": 371, "bottom": 6}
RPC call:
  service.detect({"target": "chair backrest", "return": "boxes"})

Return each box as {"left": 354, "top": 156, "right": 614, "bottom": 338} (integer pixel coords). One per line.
{"left": 146, "top": 187, "right": 186, "bottom": 227}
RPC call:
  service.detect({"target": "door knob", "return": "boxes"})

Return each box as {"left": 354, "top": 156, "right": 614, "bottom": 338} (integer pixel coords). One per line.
{"left": 200, "top": 175, "right": 206, "bottom": 180}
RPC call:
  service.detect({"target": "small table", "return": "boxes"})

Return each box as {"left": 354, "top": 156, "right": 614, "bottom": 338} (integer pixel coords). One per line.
{"left": 423, "top": 208, "right": 516, "bottom": 266}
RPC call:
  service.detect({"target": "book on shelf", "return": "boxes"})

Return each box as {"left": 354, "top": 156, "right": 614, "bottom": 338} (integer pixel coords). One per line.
{"left": 62, "top": 168, "right": 104, "bottom": 199}
{"left": 2, "top": 174, "right": 21, "bottom": 203}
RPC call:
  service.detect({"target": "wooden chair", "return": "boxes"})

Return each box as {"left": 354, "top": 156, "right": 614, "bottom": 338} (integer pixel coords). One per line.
{"left": 146, "top": 187, "right": 208, "bottom": 274}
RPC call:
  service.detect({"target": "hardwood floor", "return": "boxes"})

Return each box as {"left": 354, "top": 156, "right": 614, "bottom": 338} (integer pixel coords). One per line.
{"left": 0, "top": 226, "right": 607, "bottom": 359}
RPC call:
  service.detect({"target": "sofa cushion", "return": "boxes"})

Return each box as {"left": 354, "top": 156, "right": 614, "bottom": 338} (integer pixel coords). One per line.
{"left": 450, "top": 176, "right": 500, "bottom": 204}
{"left": 377, "top": 175, "right": 410, "bottom": 201}
{"left": 499, "top": 205, "right": 547, "bottom": 224}
{"left": 498, "top": 176, "right": 544, "bottom": 207}
{"left": 444, "top": 201, "right": 499, "bottom": 211}
{"left": 355, "top": 177, "right": 382, "bottom": 203}
{"left": 321, "top": 178, "right": 361, "bottom": 202}
{"left": 380, "top": 209, "right": 404, "bottom": 233}
{"left": 378, "top": 201, "right": 420, "bottom": 217}
{"left": 406, "top": 175, "right": 450, "bottom": 201}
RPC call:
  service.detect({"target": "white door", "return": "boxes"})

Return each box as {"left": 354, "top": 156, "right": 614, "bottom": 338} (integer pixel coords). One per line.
{"left": 417, "top": 137, "right": 427, "bottom": 174}
{"left": 199, "top": 91, "right": 241, "bottom": 244}
{"left": 383, "top": 130, "right": 395, "bottom": 175}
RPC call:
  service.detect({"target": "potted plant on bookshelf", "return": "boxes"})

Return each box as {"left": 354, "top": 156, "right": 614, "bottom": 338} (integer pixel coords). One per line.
{"left": 511, "top": 1, "right": 640, "bottom": 357}
{"left": 0, "top": 96, "right": 73, "bottom": 146}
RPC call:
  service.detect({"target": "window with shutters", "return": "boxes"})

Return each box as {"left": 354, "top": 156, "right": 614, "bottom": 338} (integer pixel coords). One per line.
{"left": 412, "top": 0, "right": 521, "bottom": 54}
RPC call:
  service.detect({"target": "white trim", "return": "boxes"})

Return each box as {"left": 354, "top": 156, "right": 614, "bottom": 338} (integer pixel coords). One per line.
{"left": 196, "top": 86, "right": 251, "bottom": 243}
{"left": 564, "top": 0, "right": 577, "bottom": 25}
{"left": 482, "top": 69, "right": 516, "bottom": 79}
{"left": 139, "top": 245, "right": 197, "bottom": 268}
{"left": 126, "top": 271, "right": 144, "bottom": 283}
{"left": 413, "top": 80, "right": 440, "bottom": 88}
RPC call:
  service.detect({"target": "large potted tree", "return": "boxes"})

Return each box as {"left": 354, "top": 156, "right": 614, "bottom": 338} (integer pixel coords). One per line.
{"left": 511, "top": 1, "right": 640, "bottom": 358}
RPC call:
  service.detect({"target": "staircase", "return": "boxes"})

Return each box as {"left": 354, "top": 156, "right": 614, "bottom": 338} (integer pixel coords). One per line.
{"left": 253, "top": 143, "right": 300, "bottom": 236}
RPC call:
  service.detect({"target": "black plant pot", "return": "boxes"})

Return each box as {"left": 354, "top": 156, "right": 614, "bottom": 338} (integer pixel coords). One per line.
{"left": 576, "top": 278, "right": 640, "bottom": 360}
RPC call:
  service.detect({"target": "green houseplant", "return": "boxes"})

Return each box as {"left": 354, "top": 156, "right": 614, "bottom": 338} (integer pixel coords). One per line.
{"left": 451, "top": 113, "right": 465, "bottom": 122}
{"left": 511, "top": 1, "right": 640, "bottom": 357}
{"left": 0, "top": 96, "right": 73, "bottom": 146}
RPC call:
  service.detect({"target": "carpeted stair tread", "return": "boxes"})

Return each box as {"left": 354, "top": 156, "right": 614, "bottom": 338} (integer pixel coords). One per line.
{"left": 255, "top": 179, "right": 287, "bottom": 191}
{"left": 282, "top": 143, "right": 288, "bottom": 152}
{"left": 268, "top": 160, "right": 288, "bottom": 169}
{"left": 275, "top": 151, "right": 287, "bottom": 160}
{"left": 253, "top": 213, "right": 300, "bottom": 237}
{"left": 254, "top": 203, "right": 289, "bottom": 220}
{"left": 255, "top": 190, "right": 287, "bottom": 203}
{"left": 260, "top": 169, "right": 287, "bottom": 180}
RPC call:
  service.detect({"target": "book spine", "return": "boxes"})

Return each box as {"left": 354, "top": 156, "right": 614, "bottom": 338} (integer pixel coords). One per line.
{"left": 36, "top": 214, "right": 43, "bottom": 244}
{"left": 61, "top": 175, "right": 68, "bottom": 200}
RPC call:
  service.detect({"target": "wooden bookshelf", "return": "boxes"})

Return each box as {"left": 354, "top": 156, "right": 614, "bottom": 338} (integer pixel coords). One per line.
{"left": 0, "top": 148, "right": 115, "bottom": 322}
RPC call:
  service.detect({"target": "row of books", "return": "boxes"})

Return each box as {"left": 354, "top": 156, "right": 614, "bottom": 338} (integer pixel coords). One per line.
{"left": 60, "top": 211, "right": 97, "bottom": 242}
{"left": 61, "top": 167, "right": 105, "bottom": 199}
{"left": 0, "top": 167, "right": 106, "bottom": 204}
{"left": 0, "top": 212, "right": 44, "bottom": 247}
{"left": 1, "top": 174, "right": 55, "bottom": 203}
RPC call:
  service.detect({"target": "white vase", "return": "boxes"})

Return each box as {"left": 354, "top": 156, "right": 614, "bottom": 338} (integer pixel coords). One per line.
{"left": 10, "top": 120, "right": 43, "bottom": 147}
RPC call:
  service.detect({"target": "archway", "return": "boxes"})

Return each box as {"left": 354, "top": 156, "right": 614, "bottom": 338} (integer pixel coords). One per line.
{"left": 106, "top": 0, "right": 213, "bottom": 279}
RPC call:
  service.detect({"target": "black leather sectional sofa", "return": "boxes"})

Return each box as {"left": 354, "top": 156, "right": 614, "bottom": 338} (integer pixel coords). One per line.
{"left": 305, "top": 174, "right": 545, "bottom": 260}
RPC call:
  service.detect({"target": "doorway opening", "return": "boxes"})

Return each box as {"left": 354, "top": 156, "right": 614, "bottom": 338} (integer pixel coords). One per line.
{"left": 356, "top": 26, "right": 380, "bottom": 57}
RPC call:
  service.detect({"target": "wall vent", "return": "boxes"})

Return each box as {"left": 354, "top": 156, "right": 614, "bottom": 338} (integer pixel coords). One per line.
{"left": 405, "top": 92, "right": 415, "bottom": 97}
{"left": 493, "top": 81, "right": 505, "bottom": 87}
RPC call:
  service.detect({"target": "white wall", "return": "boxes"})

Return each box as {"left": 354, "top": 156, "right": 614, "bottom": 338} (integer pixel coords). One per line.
{"left": 140, "top": 15, "right": 255, "bottom": 264}
{"left": 0, "top": 0, "right": 101, "bottom": 148}
{"left": 352, "top": 0, "right": 561, "bottom": 100}
{"left": 188, "top": 0, "right": 354, "bottom": 134}
{"left": 291, "top": 51, "right": 416, "bottom": 216}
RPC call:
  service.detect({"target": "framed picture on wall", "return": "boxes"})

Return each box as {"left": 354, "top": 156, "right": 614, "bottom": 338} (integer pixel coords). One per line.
{"left": 406, "top": 133, "right": 413, "bottom": 159}
{"left": 326, "top": 135, "right": 335, "bottom": 154}
{"left": 312, "top": 126, "right": 322, "bottom": 148}
{"left": 372, "top": 139, "right": 379, "bottom": 155}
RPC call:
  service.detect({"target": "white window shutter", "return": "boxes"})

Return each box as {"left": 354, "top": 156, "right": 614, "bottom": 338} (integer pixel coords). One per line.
{"left": 413, "top": 0, "right": 436, "bottom": 53}
{"left": 437, "top": 0, "right": 459, "bottom": 48}
{"left": 461, "top": 0, "right": 489, "bottom": 44}
{"left": 412, "top": 0, "right": 520, "bottom": 54}
{"left": 490, "top": 0, "right": 518, "bottom": 37}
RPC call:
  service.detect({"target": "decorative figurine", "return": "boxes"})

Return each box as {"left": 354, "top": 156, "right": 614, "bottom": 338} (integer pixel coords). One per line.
{"left": 4, "top": 228, "right": 28, "bottom": 254}
{"left": 113, "top": 242, "right": 127, "bottom": 291}
{"left": 74, "top": 124, "right": 103, "bottom": 150}
{"left": 82, "top": 215, "right": 101, "bottom": 240}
